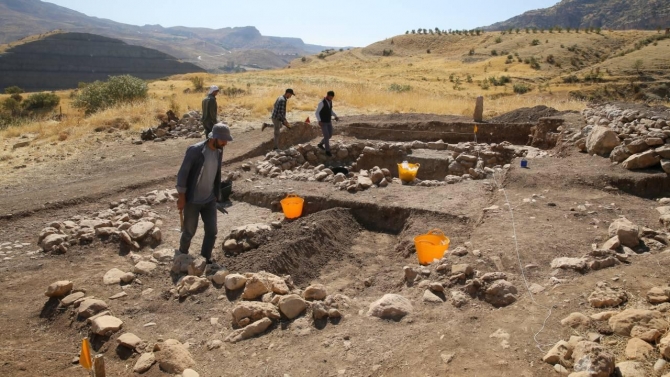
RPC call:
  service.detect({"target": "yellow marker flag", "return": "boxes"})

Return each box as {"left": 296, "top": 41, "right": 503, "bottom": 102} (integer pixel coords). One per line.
{"left": 474, "top": 125, "right": 478, "bottom": 133}
{"left": 80, "top": 338, "right": 93, "bottom": 370}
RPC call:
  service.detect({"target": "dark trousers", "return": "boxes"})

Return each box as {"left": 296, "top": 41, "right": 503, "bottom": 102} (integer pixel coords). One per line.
{"left": 203, "top": 121, "right": 214, "bottom": 136}
{"left": 320, "top": 122, "right": 333, "bottom": 151}
{"left": 179, "top": 199, "right": 217, "bottom": 261}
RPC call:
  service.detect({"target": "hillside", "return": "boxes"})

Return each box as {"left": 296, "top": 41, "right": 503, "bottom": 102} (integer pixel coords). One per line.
{"left": 487, "top": 0, "right": 670, "bottom": 31}
{"left": 0, "top": 32, "right": 204, "bottom": 91}
{"left": 0, "top": 0, "right": 334, "bottom": 71}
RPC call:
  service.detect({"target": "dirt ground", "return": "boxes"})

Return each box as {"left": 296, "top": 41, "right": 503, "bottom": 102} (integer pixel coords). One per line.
{"left": 0, "top": 109, "right": 669, "bottom": 377}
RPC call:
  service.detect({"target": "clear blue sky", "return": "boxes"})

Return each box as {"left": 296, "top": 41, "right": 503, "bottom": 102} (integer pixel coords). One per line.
{"left": 45, "top": 0, "right": 559, "bottom": 47}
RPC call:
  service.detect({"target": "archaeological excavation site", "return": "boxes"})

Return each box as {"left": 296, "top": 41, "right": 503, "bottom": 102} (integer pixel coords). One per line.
{"left": 1, "top": 104, "right": 670, "bottom": 377}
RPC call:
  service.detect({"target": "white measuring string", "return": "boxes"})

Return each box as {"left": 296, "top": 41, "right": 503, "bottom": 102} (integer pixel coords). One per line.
{"left": 491, "top": 170, "right": 555, "bottom": 352}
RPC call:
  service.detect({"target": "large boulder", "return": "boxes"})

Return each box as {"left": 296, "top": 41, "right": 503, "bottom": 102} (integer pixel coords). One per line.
{"left": 586, "top": 126, "right": 620, "bottom": 156}
{"left": 154, "top": 339, "right": 195, "bottom": 374}
{"left": 367, "top": 294, "right": 413, "bottom": 320}
{"left": 608, "top": 309, "right": 668, "bottom": 336}
{"left": 621, "top": 150, "right": 661, "bottom": 170}
{"left": 572, "top": 341, "right": 615, "bottom": 377}
{"left": 608, "top": 218, "right": 639, "bottom": 248}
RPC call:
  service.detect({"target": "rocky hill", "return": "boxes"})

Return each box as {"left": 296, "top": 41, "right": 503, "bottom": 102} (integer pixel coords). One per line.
{"left": 0, "top": 0, "right": 334, "bottom": 71}
{"left": 0, "top": 32, "right": 205, "bottom": 91}
{"left": 487, "top": 0, "right": 670, "bottom": 31}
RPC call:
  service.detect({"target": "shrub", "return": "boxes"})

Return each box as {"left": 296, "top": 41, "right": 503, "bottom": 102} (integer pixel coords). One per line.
{"left": 22, "top": 92, "right": 60, "bottom": 113}
{"left": 10, "top": 93, "right": 22, "bottom": 102}
{"left": 488, "top": 76, "right": 511, "bottom": 86}
{"left": 531, "top": 39, "right": 541, "bottom": 46}
{"left": 495, "top": 37, "right": 502, "bottom": 43}
{"left": 382, "top": 49, "right": 393, "bottom": 56}
{"left": 73, "top": 75, "right": 148, "bottom": 114}
{"left": 301, "top": 57, "right": 307, "bottom": 62}
{"left": 4, "top": 86, "right": 24, "bottom": 95}
{"left": 1, "top": 97, "right": 21, "bottom": 114}
{"left": 545, "top": 54, "right": 555, "bottom": 64}
{"left": 562, "top": 75, "right": 580, "bottom": 83}
{"left": 426, "top": 49, "right": 431, "bottom": 54}
{"left": 466, "top": 74, "right": 473, "bottom": 83}
{"left": 388, "top": 83, "right": 411, "bottom": 92}
{"left": 513, "top": 83, "right": 531, "bottom": 94}
{"left": 220, "top": 86, "right": 246, "bottom": 97}
{"left": 469, "top": 48, "right": 475, "bottom": 55}
{"left": 480, "top": 80, "right": 490, "bottom": 90}
{"left": 190, "top": 76, "right": 205, "bottom": 91}
{"left": 491, "top": 50, "right": 498, "bottom": 56}
{"left": 529, "top": 57, "right": 541, "bottom": 70}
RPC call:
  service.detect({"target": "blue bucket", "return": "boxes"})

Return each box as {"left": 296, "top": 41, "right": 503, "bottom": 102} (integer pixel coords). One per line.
{"left": 520, "top": 159, "right": 528, "bottom": 168}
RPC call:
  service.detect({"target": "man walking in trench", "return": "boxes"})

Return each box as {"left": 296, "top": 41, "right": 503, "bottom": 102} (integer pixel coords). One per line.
{"left": 262, "top": 88, "right": 294, "bottom": 150}
{"left": 176, "top": 123, "right": 233, "bottom": 264}
{"left": 316, "top": 90, "right": 339, "bottom": 157}
{"left": 201, "top": 85, "right": 219, "bottom": 136}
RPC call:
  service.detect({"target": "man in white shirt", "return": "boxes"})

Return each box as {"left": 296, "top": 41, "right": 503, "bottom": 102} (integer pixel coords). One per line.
{"left": 315, "top": 91, "right": 339, "bottom": 157}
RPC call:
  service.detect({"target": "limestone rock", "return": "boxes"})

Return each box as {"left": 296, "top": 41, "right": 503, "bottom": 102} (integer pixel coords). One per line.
{"left": 231, "top": 301, "right": 280, "bottom": 327}
{"left": 117, "top": 333, "right": 143, "bottom": 350}
{"left": 484, "top": 280, "right": 517, "bottom": 307}
{"left": 648, "top": 286, "right": 670, "bottom": 304}
{"left": 590, "top": 311, "right": 618, "bottom": 321}
{"left": 211, "top": 270, "right": 230, "bottom": 285}
{"left": 225, "top": 317, "right": 273, "bottom": 343}
{"left": 630, "top": 326, "right": 661, "bottom": 343}
{"left": 103, "top": 268, "right": 128, "bottom": 285}
{"left": 588, "top": 286, "right": 627, "bottom": 308}
{"left": 367, "top": 294, "right": 413, "bottom": 320}
{"left": 303, "top": 284, "right": 327, "bottom": 301}
{"left": 133, "top": 352, "right": 156, "bottom": 373}
{"left": 224, "top": 274, "right": 247, "bottom": 290}
{"left": 572, "top": 341, "right": 615, "bottom": 377}
{"left": 278, "top": 294, "right": 307, "bottom": 319}
{"left": 450, "top": 290, "right": 469, "bottom": 308}
{"left": 561, "top": 312, "right": 592, "bottom": 329}
{"left": 45, "top": 280, "right": 73, "bottom": 297}
{"left": 550, "top": 257, "right": 588, "bottom": 272}
{"left": 586, "top": 126, "right": 620, "bottom": 156}
{"left": 662, "top": 159, "right": 670, "bottom": 174}
{"left": 183, "top": 369, "right": 200, "bottom": 377}
{"left": 616, "top": 361, "right": 646, "bottom": 377}
{"left": 660, "top": 332, "right": 670, "bottom": 359}
{"left": 41, "top": 233, "right": 68, "bottom": 251}
{"left": 608, "top": 217, "right": 639, "bottom": 248}
{"left": 357, "top": 175, "right": 373, "bottom": 189}
{"left": 610, "top": 145, "right": 631, "bottom": 163}
{"left": 172, "top": 253, "right": 194, "bottom": 274}
{"left": 187, "top": 256, "right": 207, "bottom": 276}
{"left": 625, "top": 338, "right": 653, "bottom": 360}
{"left": 128, "top": 221, "right": 155, "bottom": 240}
{"left": 423, "top": 290, "right": 444, "bottom": 303}
{"left": 175, "top": 276, "right": 210, "bottom": 297}
{"left": 152, "top": 249, "right": 175, "bottom": 262}
{"left": 312, "top": 302, "right": 329, "bottom": 320}
{"left": 77, "top": 299, "right": 109, "bottom": 318}
{"left": 543, "top": 340, "right": 573, "bottom": 365}
{"left": 91, "top": 315, "right": 123, "bottom": 336}
{"left": 61, "top": 292, "right": 85, "bottom": 306}
{"left": 608, "top": 309, "right": 668, "bottom": 336}
{"left": 242, "top": 275, "right": 270, "bottom": 300}
{"left": 133, "top": 261, "right": 157, "bottom": 275}
{"left": 154, "top": 339, "right": 195, "bottom": 374}
{"left": 622, "top": 150, "right": 661, "bottom": 170}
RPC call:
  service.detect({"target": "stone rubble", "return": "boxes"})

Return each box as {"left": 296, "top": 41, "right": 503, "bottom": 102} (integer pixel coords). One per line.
{"left": 139, "top": 110, "right": 204, "bottom": 143}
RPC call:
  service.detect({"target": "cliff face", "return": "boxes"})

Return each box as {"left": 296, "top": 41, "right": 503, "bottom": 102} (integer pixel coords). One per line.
{"left": 0, "top": 32, "right": 205, "bottom": 91}
{"left": 487, "top": 0, "right": 670, "bottom": 30}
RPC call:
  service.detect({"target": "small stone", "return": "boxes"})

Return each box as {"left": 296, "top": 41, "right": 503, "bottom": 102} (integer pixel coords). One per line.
{"left": 61, "top": 292, "right": 85, "bottom": 306}
{"left": 211, "top": 270, "right": 230, "bottom": 285}
{"left": 91, "top": 315, "right": 123, "bottom": 336}
{"left": 278, "top": 294, "right": 307, "bottom": 319}
{"left": 224, "top": 274, "right": 247, "bottom": 290}
{"left": 109, "top": 292, "right": 127, "bottom": 300}
{"left": 625, "top": 338, "right": 653, "bottom": 360}
{"left": 303, "top": 284, "right": 328, "bottom": 301}
{"left": 133, "top": 353, "right": 156, "bottom": 373}
{"left": 183, "top": 368, "right": 200, "bottom": 377}
{"left": 367, "top": 294, "right": 413, "bottom": 320}
{"left": 561, "top": 312, "right": 592, "bottom": 329}
{"left": 45, "top": 280, "right": 73, "bottom": 297}
{"left": 422, "top": 290, "right": 443, "bottom": 303}
{"left": 117, "top": 333, "right": 143, "bottom": 349}
{"left": 207, "top": 340, "right": 223, "bottom": 350}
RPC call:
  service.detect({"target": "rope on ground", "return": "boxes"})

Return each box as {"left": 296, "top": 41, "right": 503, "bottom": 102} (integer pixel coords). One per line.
{"left": 492, "top": 170, "right": 555, "bottom": 353}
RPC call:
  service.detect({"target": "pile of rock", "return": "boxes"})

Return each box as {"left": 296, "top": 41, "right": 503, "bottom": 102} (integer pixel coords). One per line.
{"left": 658, "top": 200, "right": 670, "bottom": 231}
{"left": 139, "top": 110, "right": 204, "bottom": 143}
{"left": 403, "top": 260, "right": 518, "bottom": 308}
{"left": 550, "top": 216, "right": 670, "bottom": 275}
{"left": 220, "top": 272, "right": 345, "bottom": 343}
{"left": 545, "top": 300, "right": 670, "bottom": 377}
{"left": 222, "top": 223, "right": 273, "bottom": 255}
{"left": 37, "top": 189, "right": 178, "bottom": 253}
{"left": 577, "top": 104, "right": 670, "bottom": 174}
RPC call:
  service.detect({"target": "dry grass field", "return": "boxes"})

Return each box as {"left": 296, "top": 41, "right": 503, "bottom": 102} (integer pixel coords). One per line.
{"left": 1, "top": 30, "right": 669, "bottom": 151}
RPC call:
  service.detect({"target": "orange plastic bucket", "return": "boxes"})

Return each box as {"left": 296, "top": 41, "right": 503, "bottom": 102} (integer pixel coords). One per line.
{"left": 414, "top": 229, "right": 450, "bottom": 265}
{"left": 397, "top": 162, "right": 420, "bottom": 182}
{"left": 280, "top": 194, "right": 304, "bottom": 219}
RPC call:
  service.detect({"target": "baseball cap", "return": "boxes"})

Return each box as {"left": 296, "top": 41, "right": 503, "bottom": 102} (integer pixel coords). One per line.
{"left": 285, "top": 88, "right": 296, "bottom": 96}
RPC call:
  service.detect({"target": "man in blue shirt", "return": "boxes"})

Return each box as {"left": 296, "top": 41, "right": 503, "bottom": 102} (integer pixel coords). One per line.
{"left": 176, "top": 123, "right": 233, "bottom": 264}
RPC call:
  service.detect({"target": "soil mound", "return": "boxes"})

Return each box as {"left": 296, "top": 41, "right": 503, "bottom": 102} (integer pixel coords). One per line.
{"left": 221, "top": 208, "right": 363, "bottom": 285}
{"left": 489, "top": 105, "right": 569, "bottom": 124}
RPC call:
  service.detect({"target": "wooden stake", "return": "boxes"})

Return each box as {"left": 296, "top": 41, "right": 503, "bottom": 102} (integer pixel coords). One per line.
{"left": 93, "top": 354, "right": 106, "bottom": 377}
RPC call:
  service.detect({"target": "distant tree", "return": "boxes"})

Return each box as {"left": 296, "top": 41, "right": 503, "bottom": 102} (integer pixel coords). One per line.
{"left": 525, "top": 27, "right": 530, "bottom": 33}
{"left": 633, "top": 59, "right": 644, "bottom": 74}
{"left": 22, "top": 92, "right": 60, "bottom": 113}
{"left": 595, "top": 27, "right": 602, "bottom": 34}
{"left": 429, "top": 29, "right": 434, "bottom": 34}
{"left": 435, "top": 27, "right": 440, "bottom": 33}
{"left": 515, "top": 28, "right": 520, "bottom": 34}
{"left": 4, "top": 86, "right": 24, "bottom": 95}
{"left": 405, "top": 30, "right": 409, "bottom": 34}
{"left": 532, "top": 27, "right": 538, "bottom": 34}
{"left": 566, "top": 26, "right": 572, "bottom": 33}
{"left": 540, "top": 28, "right": 545, "bottom": 33}
{"left": 411, "top": 29, "right": 416, "bottom": 34}
{"left": 657, "top": 26, "right": 662, "bottom": 34}
{"left": 427, "top": 49, "right": 431, "bottom": 54}
{"left": 469, "top": 48, "right": 475, "bottom": 55}
{"left": 1, "top": 97, "right": 21, "bottom": 115}
{"left": 575, "top": 27, "right": 580, "bottom": 33}
{"left": 476, "top": 29, "right": 482, "bottom": 36}
{"left": 556, "top": 26, "right": 563, "bottom": 33}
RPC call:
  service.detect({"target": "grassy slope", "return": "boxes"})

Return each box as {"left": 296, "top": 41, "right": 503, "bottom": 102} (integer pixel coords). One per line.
{"left": 1, "top": 30, "right": 669, "bottom": 152}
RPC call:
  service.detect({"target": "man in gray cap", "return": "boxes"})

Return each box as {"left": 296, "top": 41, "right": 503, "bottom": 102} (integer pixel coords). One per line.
{"left": 176, "top": 123, "right": 232, "bottom": 264}
{"left": 201, "top": 85, "right": 219, "bottom": 136}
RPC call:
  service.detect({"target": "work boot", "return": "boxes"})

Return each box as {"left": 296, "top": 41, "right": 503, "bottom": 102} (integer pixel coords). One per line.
{"left": 326, "top": 151, "right": 332, "bottom": 157}
{"left": 317, "top": 143, "right": 325, "bottom": 150}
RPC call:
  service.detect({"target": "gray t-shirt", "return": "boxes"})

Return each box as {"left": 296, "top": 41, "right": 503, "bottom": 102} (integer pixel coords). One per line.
{"left": 192, "top": 147, "right": 219, "bottom": 204}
